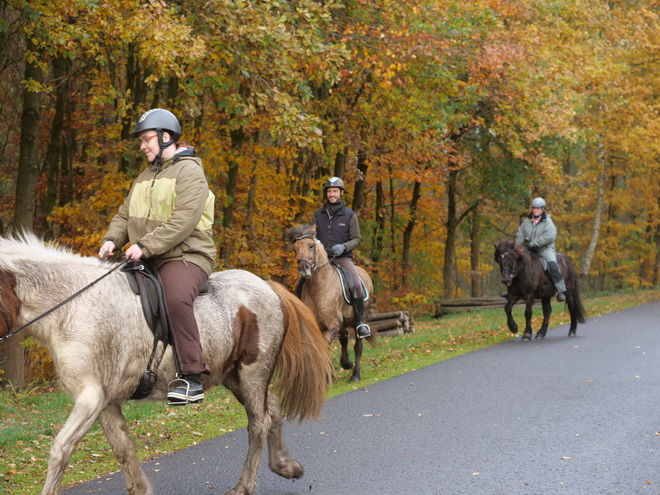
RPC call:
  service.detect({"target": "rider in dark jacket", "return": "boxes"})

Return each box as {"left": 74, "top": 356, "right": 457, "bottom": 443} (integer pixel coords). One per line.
{"left": 311, "top": 177, "right": 371, "bottom": 338}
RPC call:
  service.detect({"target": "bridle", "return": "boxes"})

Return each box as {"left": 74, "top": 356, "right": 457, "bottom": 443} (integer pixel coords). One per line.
{"left": 294, "top": 235, "right": 335, "bottom": 272}
{"left": 499, "top": 252, "right": 518, "bottom": 284}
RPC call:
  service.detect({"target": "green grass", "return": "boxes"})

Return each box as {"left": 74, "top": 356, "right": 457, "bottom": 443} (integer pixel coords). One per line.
{"left": 2, "top": 289, "right": 659, "bottom": 494}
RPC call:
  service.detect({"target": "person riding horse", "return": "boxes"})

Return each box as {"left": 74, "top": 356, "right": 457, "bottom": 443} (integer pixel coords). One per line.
{"left": 98, "top": 108, "right": 216, "bottom": 405}
{"left": 296, "top": 177, "right": 371, "bottom": 339}
{"left": 515, "top": 197, "right": 567, "bottom": 302}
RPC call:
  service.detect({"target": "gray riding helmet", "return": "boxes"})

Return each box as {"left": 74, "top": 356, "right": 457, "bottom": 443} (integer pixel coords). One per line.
{"left": 530, "top": 197, "right": 546, "bottom": 209}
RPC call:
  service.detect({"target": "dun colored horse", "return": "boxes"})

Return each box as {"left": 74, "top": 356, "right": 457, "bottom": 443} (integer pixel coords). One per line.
{"left": 286, "top": 224, "right": 374, "bottom": 382}
{"left": 494, "top": 240, "right": 586, "bottom": 341}
{"left": 0, "top": 234, "right": 333, "bottom": 495}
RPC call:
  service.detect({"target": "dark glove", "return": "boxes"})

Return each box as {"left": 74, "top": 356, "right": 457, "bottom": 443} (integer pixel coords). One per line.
{"left": 331, "top": 244, "right": 346, "bottom": 256}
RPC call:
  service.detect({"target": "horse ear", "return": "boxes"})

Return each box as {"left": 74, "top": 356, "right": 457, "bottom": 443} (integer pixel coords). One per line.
{"left": 0, "top": 271, "right": 21, "bottom": 338}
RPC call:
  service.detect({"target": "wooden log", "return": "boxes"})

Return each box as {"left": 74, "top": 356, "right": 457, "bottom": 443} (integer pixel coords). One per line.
{"left": 378, "top": 327, "right": 403, "bottom": 337}
{"left": 368, "top": 310, "right": 405, "bottom": 321}
{"left": 369, "top": 318, "right": 402, "bottom": 332}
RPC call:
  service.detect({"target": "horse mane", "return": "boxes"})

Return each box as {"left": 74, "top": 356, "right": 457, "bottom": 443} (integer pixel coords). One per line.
{"left": 285, "top": 224, "right": 317, "bottom": 244}
{"left": 0, "top": 232, "right": 108, "bottom": 275}
{"left": 494, "top": 239, "right": 528, "bottom": 261}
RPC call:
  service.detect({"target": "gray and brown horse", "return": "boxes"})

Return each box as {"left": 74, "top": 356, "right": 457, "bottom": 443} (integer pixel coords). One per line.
{"left": 494, "top": 239, "right": 586, "bottom": 341}
{"left": 286, "top": 224, "right": 374, "bottom": 382}
{"left": 0, "top": 234, "right": 333, "bottom": 495}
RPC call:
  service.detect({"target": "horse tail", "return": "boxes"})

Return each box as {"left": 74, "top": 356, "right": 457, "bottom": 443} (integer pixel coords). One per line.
{"left": 569, "top": 284, "right": 587, "bottom": 324}
{"left": 267, "top": 281, "right": 334, "bottom": 422}
{"left": 564, "top": 256, "right": 587, "bottom": 324}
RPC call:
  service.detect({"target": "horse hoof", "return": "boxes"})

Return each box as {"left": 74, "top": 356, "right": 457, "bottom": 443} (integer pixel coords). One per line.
{"left": 340, "top": 358, "right": 354, "bottom": 370}
{"left": 350, "top": 373, "right": 361, "bottom": 382}
{"left": 272, "top": 459, "right": 303, "bottom": 479}
{"left": 568, "top": 331, "right": 576, "bottom": 337}
{"left": 535, "top": 333, "right": 545, "bottom": 339}
{"left": 522, "top": 334, "right": 531, "bottom": 341}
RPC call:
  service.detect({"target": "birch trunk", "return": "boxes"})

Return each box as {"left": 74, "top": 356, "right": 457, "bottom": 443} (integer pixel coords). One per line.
{"left": 580, "top": 141, "right": 606, "bottom": 288}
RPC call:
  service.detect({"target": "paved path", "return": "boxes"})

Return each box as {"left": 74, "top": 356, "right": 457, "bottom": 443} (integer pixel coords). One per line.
{"left": 65, "top": 301, "right": 660, "bottom": 494}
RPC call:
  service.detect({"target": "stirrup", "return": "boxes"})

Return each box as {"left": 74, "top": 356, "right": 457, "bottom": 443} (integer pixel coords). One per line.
{"left": 167, "top": 377, "right": 204, "bottom": 406}
{"left": 356, "top": 323, "right": 371, "bottom": 339}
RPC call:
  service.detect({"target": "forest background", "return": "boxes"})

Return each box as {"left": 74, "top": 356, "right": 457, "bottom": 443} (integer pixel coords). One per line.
{"left": 2, "top": 0, "right": 660, "bottom": 383}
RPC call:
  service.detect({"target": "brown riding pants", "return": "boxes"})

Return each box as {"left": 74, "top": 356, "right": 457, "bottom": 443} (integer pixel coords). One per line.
{"left": 157, "top": 260, "right": 210, "bottom": 376}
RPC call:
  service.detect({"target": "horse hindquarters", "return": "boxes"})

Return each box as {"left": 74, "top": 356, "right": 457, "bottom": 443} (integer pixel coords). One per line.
{"left": 219, "top": 282, "right": 332, "bottom": 495}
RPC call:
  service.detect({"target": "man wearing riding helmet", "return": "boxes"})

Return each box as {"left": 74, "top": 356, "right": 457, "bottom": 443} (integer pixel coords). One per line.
{"left": 98, "top": 108, "right": 216, "bottom": 405}
{"left": 310, "top": 176, "right": 371, "bottom": 338}
{"left": 515, "top": 197, "right": 567, "bottom": 302}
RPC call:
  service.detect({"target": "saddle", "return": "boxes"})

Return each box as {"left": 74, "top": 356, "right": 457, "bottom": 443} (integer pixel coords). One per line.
{"left": 331, "top": 262, "right": 369, "bottom": 304}
{"left": 122, "top": 260, "right": 210, "bottom": 399}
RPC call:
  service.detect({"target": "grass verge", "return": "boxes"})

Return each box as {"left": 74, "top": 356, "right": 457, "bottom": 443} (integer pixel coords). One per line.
{"left": 1, "top": 289, "right": 658, "bottom": 494}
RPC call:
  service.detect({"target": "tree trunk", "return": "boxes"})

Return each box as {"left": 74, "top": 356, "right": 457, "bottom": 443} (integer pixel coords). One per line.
{"left": 7, "top": 35, "right": 44, "bottom": 388}
{"left": 654, "top": 192, "right": 660, "bottom": 286}
{"left": 352, "top": 147, "right": 368, "bottom": 213}
{"left": 401, "top": 181, "right": 421, "bottom": 290}
{"left": 470, "top": 209, "right": 482, "bottom": 297}
{"left": 443, "top": 169, "right": 458, "bottom": 299}
{"left": 42, "top": 56, "right": 69, "bottom": 237}
{"left": 221, "top": 127, "right": 245, "bottom": 267}
{"left": 372, "top": 180, "right": 385, "bottom": 263}
{"left": 333, "top": 145, "right": 347, "bottom": 178}
{"left": 580, "top": 141, "right": 606, "bottom": 288}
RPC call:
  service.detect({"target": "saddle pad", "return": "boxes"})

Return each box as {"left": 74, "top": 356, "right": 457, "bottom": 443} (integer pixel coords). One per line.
{"left": 331, "top": 263, "right": 369, "bottom": 304}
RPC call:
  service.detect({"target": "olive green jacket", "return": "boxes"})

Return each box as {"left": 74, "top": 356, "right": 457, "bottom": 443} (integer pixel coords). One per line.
{"left": 103, "top": 153, "right": 216, "bottom": 275}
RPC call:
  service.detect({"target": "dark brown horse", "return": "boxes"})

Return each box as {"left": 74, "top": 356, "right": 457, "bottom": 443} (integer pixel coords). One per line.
{"left": 494, "top": 240, "right": 586, "bottom": 341}
{"left": 286, "top": 224, "right": 374, "bottom": 382}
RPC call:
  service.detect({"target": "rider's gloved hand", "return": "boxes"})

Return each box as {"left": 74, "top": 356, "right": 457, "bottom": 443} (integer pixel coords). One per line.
{"left": 331, "top": 244, "right": 346, "bottom": 256}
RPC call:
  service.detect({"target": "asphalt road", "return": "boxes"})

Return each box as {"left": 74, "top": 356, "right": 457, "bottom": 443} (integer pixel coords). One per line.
{"left": 64, "top": 301, "right": 660, "bottom": 495}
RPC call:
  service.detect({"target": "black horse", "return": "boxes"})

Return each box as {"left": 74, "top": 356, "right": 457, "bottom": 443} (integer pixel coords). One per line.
{"left": 494, "top": 240, "right": 586, "bottom": 341}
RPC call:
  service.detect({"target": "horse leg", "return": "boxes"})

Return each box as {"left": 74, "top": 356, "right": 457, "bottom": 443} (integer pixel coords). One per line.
{"left": 41, "top": 386, "right": 107, "bottom": 495}
{"left": 349, "top": 334, "right": 364, "bottom": 382}
{"left": 222, "top": 369, "right": 270, "bottom": 495}
{"left": 522, "top": 299, "right": 535, "bottom": 341}
{"left": 265, "top": 392, "right": 303, "bottom": 479}
{"left": 339, "top": 329, "right": 353, "bottom": 370}
{"left": 504, "top": 297, "right": 518, "bottom": 334}
{"left": 535, "top": 298, "right": 553, "bottom": 339}
{"left": 96, "top": 402, "right": 153, "bottom": 495}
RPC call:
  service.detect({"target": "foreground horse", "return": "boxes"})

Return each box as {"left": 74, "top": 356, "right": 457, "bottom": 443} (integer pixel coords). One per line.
{"left": 0, "top": 235, "right": 333, "bottom": 495}
{"left": 494, "top": 240, "right": 586, "bottom": 340}
{"left": 286, "top": 224, "right": 374, "bottom": 382}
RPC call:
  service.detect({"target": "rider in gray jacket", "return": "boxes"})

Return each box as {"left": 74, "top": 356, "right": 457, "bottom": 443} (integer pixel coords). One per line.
{"left": 515, "top": 197, "right": 567, "bottom": 302}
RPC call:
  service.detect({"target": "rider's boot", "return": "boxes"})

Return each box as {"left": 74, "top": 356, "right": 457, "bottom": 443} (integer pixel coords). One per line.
{"left": 547, "top": 261, "right": 567, "bottom": 302}
{"left": 353, "top": 296, "right": 371, "bottom": 339}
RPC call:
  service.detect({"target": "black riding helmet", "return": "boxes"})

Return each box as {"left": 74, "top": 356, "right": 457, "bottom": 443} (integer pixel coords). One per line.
{"left": 129, "top": 108, "right": 181, "bottom": 165}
